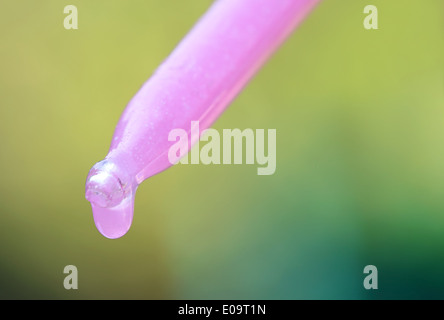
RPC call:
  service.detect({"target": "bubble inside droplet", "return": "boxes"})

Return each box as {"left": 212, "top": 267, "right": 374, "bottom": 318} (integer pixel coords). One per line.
{"left": 85, "top": 171, "right": 124, "bottom": 208}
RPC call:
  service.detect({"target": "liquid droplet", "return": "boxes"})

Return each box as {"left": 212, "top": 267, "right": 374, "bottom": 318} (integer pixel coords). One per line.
{"left": 91, "top": 194, "right": 135, "bottom": 239}
{"left": 85, "top": 160, "right": 136, "bottom": 239}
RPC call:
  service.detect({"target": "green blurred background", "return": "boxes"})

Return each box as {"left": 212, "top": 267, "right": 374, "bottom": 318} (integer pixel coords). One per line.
{"left": 0, "top": 0, "right": 443, "bottom": 299}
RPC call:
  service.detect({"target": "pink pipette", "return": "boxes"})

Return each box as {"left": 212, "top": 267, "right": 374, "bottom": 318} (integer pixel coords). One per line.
{"left": 85, "top": 0, "right": 321, "bottom": 239}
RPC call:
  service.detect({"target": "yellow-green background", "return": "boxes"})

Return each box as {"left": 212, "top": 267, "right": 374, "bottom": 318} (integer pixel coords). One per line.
{"left": 0, "top": 0, "right": 443, "bottom": 299}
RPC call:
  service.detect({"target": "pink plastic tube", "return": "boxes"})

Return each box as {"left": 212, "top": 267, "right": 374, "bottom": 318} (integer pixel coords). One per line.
{"left": 85, "top": 0, "right": 321, "bottom": 239}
